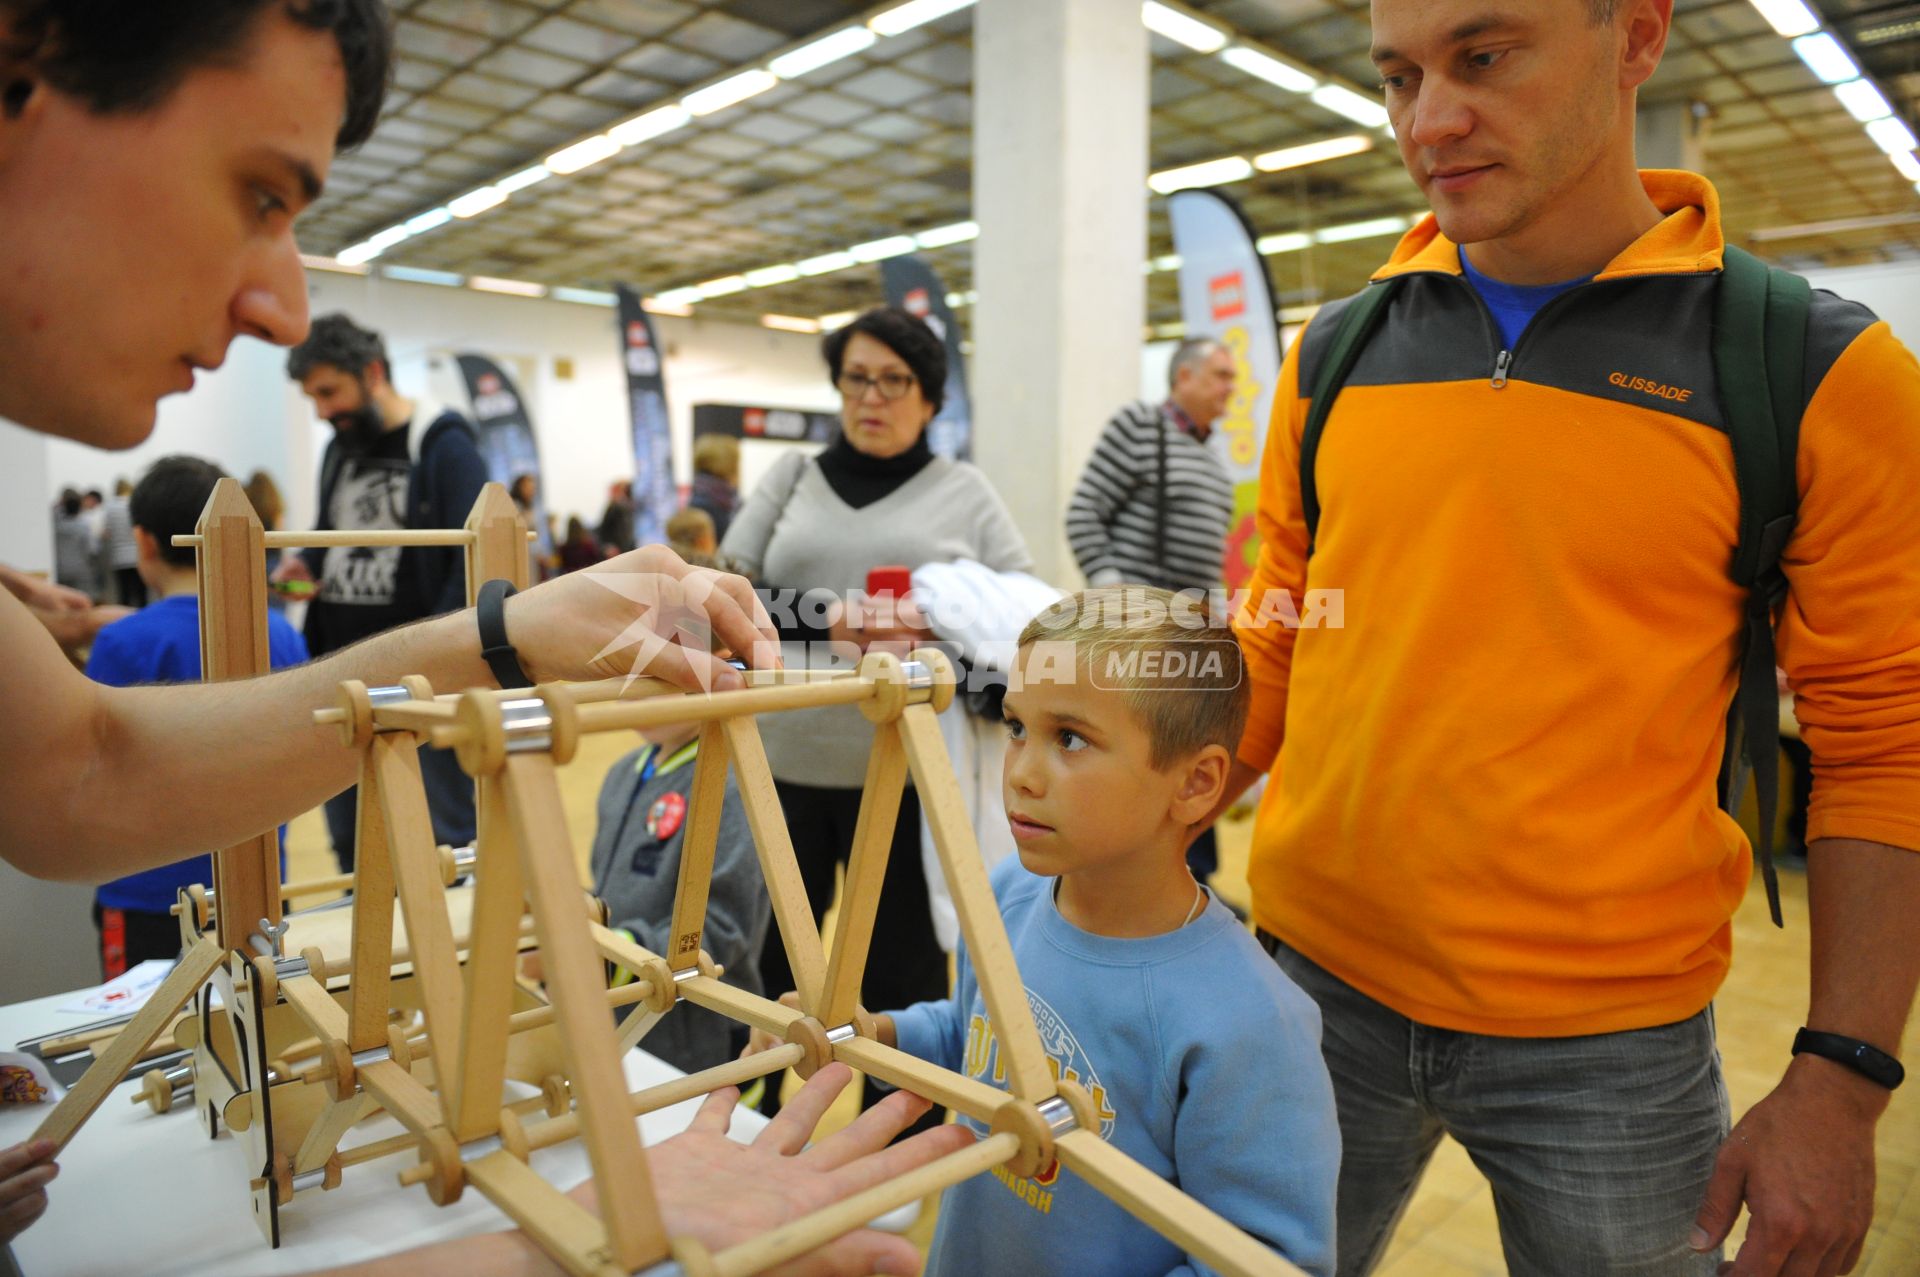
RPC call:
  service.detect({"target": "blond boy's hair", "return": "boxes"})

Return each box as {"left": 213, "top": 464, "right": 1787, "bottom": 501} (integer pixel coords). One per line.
{"left": 1016, "top": 586, "right": 1248, "bottom": 769}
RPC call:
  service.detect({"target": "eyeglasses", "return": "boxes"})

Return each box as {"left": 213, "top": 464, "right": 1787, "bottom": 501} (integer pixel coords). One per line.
{"left": 837, "top": 370, "right": 917, "bottom": 402}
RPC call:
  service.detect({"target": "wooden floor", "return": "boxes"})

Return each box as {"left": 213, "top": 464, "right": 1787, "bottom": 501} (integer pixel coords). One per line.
{"left": 286, "top": 731, "right": 1920, "bottom": 1274}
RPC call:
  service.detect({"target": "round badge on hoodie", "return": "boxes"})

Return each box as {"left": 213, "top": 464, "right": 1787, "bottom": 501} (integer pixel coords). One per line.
{"left": 646, "top": 792, "right": 687, "bottom": 841}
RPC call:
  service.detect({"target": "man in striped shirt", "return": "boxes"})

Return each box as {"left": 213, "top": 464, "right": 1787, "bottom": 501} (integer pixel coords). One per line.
{"left": 1066, "top": 338, "right": 1237, "bottom": 595}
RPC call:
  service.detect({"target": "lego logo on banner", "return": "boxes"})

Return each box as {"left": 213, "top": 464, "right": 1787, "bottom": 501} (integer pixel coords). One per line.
{"left": 902, "top": 287, "right": 946, "bottom": 341}
{"left": 471, "top": 372, "right": 521, "bottom": 421}
{"left": 743, "top": 408, "right": 766, "bottom": 437}
{"left": 1210, "top": 272, "right": 1246, "bottom": 322}
{"left": 627, "top": 321, "right": 651, "bottom": 348}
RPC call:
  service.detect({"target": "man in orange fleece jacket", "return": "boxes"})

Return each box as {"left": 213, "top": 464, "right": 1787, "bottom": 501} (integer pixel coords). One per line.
{"left": 1217, "top": 2, "right": 1920, "bottom": 1275}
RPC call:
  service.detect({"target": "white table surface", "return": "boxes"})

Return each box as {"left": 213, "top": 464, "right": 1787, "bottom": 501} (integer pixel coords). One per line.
{"left": 0, "top": 986, "right": 769, "bottom": 1276}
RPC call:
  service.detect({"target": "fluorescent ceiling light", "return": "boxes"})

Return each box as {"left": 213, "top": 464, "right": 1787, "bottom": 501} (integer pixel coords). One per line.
{"left": 498, "top": 165, "right": 551, "bottom": 194}
{"left": 1149, "top": 321, "right": 1187, "bottom": 339}
{"left": 611, "top": 105, "right": 691, "bottom": 147}
{"left": 643, "top": 297, "right": 695, "bottom": 317}
{"left": 1311, "top": 84, "right": 1390, "bottom": 129}
{"left": 1748, "top": 0, "right": 1821, "bottom": 38}
{"left": 449, "top": 186, "right": 506, "bottom": 218}
{"left": 915, "top": 221, "right": 979, "bottom": 249}
{"left": 1142, "top": 2, "right": 1227, "bottom": 53}
{"left": 1219, "top": 46, "right": 1315, "bottom": 93}
{"left": 653, "top": 287, "right": 705, "bottom": 308}
{"left": 1148, "top": 155, "right": 1253, "bottom": 194}
{"left": 695, "top": 274, "right": 749, "bottom": 299}
{"left": 300, "top": 253, "right": 367, "bottom": 275}
{"left": 1257, "top": 231, "right": 1312, "bottom": 254}
{"left": 1866, "top": 115, "right": 1920, "bottom": 155}
{"left": 1315, "top": 215, "right": 1412, "bottom": 243}
{"left": 1833, "top": 79, "right": 1893, "bottom": 121}
{"left": 869, "top": 0, "right": 975, "bottom": 38}
{"left": 1254, "top": 134, "right": 1373, "bottom": 171}
{"left": 849, "top": 234, "right": 918, "bottom": 262}
{"left": 368, "top": 225, "right": 411, "bottom": 250}
{"left": 468, "top": 276, "right": 546, "bottom": 297}
{"left": 797, "top": 250, "right": 859, "bottom": 276}
{"left": 546, "top": 134, "right": 620, "bottom": 175}
{"left": 404, "top": 207, "right": 451, "bottom": 235}
{"left": 682, "top": 69, "right": 778, "bottom": 116}
{"left": 744, "top": 263, "right": 802, "bottom": 288}
{"left": 1891, "top": 150, "right": 1920, "bottom": 182}
{"left": 1279, "top": 304, "right": 1321, "bottom": 324}
{"left": 762, "top": 314, "right": 822, "bottom": 334}
{"left": 817, "top": 310, "right": 858, "bottom": 330}
{"left": 944, "top": 289, "right": 979, "bottom": 308}
{"left": 1148, "top": 253, "right": 1183, "bottom": 273}
{"left": 770, "top": 27, "right": 877, "bottom": 79}
{"left": 384, "top": 266, "right": 463, "bottom": 287}
{"left": 1791, "top": 32, "right": 1860, "bottom": 84}
{"left": 551, "top": 287, "right": 616, "bottom": 307}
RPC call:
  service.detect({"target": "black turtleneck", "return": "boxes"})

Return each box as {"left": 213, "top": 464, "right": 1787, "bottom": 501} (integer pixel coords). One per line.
{"left": 814, "top": 429, "right": 934, "bottom": 510}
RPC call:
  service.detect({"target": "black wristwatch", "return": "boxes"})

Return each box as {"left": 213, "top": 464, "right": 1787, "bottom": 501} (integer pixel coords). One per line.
{"left": 475, "top": 578, "right": 534, "bottom": 691}
{"left": 1792, "top": 1028, "right": 1905, "bottom": 1091}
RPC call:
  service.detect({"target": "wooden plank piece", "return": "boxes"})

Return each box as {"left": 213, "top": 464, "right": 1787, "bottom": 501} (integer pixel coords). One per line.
{"left": 1054, "top": 1130, "right": 1307, "bottom": 1277}
{"left": 194, "top": 478, "right": 279, "bottom": 949}
{"left": 356, "top": 1058, "right": 443, "bottom": 1138}
{"left": 346, "top": 756, "right": 398, "bottom": 1052}
{"left": 279, "top": 974, "right": 348, "bottom": 1043}
{"left": 503, "top": 753, "right": 668, "bottom": 1271}
{"left": 448, "top": 777, "right": 527, "bottom": 1142}
{"left": 666, "top": 721, "right": 730, "bottom": 972}
{"left": 819, "top": 722, "right": 908, "bottom": 1027}
{"left": 34, "top": 936, "right": 225, "bottom": 1150}
{"left": 295, "top": 1093, "right": 372, "bottom": 1174}
{"left": 720, "top": 717, "right": 826, "bottom": 1014}
{"left": 897, "top": 705, "right": 1054, "bottom": 1100}
{"left": 465, "top": 1151, "right": 626, "bottom": 1277}
{"left": 374, "top": 736, "right": 466, "bottom": 1074}
{"left": 674, "top": 973, "right": 803, "bottom": 1041}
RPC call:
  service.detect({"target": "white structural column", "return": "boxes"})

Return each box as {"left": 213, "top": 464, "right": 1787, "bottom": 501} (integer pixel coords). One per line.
{"left": 1635, "top": 100, "right": 1708, "bottom": 173}
{"left": 972, "top": 0, "right": 1149, "bottom": 583}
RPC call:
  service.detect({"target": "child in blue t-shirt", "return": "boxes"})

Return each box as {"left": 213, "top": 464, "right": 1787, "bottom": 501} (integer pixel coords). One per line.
{"left": 828, "top": 587, "right": 1338, "bottom": 1276}
{"left": 84, "top": 456, "right": 307, "bottom": 977}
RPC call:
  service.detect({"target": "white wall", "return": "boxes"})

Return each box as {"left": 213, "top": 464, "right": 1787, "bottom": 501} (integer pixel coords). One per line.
{"left": 14, "top": 273, "right": 842, "bottom": 548}
{"left": 1799, "top": 259, "right": 1920, "bottom": 353}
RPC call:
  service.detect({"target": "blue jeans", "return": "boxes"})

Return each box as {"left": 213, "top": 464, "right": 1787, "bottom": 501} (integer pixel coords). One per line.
{"left": 1260, "top": 933, "right": 1729, "bottom": 1276}
{"left": 323, "top": 743, "right": 476, "bottom": 874}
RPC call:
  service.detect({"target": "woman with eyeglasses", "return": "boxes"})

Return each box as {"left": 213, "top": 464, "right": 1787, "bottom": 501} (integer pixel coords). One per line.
{"left": 722, "top": 305, "right": 1030, "bottom": 1127}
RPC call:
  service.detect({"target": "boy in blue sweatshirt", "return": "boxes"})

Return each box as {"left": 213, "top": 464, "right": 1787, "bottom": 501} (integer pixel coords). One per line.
{"left": 85, "top": 456, "right": 307, "bottom": 976}
{"left": 880, "top": 586, "right": 1339, "bottom": 1277}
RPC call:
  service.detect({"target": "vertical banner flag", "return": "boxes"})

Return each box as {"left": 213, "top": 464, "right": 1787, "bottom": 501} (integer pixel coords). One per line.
{"left": 1167, "top": 189, "right": 1283, "bottom": 590}
{"left": 615, "top": 285, "right": 675, "bottom": 549}
{"left": 454, "top": 353, "right": 551, "bottom": 565}
{"left": 880, "top": 256, "right": 972, "bottom": 460}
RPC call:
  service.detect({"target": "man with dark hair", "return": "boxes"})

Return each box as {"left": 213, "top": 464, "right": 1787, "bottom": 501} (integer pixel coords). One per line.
{"left": 1216, "top": 1, "right": 1920, "bottom": 1274}
{"left": 87, "top": 456, "right": 308, "bottom": 976}
{"left": 0, "top": 4, "right": 960, "bottom": 1265}
{"left": 276, "top": 311, "right": 487, "bottom": 871}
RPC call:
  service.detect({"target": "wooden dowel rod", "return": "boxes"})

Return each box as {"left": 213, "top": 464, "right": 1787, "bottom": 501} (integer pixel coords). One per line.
{"left": 831, "top": 1038, "right": 1009, "bottom": 1124}
{"left": 1053, "top": 1129, "right": 1308, "bottom": 1277}
{"left": 367, "top": 702, "right": 461, "bottom": 733}
{"left": 398, "top": 1045, "right": 808, "bottom": 1186}
{"left": 172, "top": 529, "right": 535, "bottom": 549}
{"left": 710, "top": 1132, "right": 1021, "bottom": 1277}
{"left": 337, "top": 1090, "right": 553, "bottom": 1171}
{"left": 571, "top": 678, "right": 878, "bottom": 736}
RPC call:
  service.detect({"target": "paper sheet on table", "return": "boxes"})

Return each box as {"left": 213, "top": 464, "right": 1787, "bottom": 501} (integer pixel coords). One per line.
{"left": 56, "top": 959, "right": 176, "bottom": 1017}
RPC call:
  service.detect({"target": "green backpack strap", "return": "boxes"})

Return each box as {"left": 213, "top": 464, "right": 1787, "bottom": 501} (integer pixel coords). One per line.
{"left": 1713, "top": 244, "right": 1811, "bottom": 928}
{"left": 1300, "top": 279, "right": 1400, "bottom": 553}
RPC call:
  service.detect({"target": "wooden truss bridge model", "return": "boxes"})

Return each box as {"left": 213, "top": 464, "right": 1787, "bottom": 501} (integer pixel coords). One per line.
{"left": 31, "top": 480, "right": 1303, "bottom": 1277}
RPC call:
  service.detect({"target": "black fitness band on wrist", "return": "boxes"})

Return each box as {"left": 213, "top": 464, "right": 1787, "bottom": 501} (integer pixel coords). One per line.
{"left": 1792, "top": 1027, "right": 1905, "bottom": 1091}
{"left": 475, "top": 578, "right": 534, "bottom": 691}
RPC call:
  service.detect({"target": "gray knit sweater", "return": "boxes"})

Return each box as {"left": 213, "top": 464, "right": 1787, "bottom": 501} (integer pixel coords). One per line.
{"left": 722, "top": 450, "right": 1031, "bottom": 788}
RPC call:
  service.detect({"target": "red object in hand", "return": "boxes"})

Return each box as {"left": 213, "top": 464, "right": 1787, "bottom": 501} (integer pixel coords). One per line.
{"left": 866, "top": 565, "right": 912, "bottom": 599}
